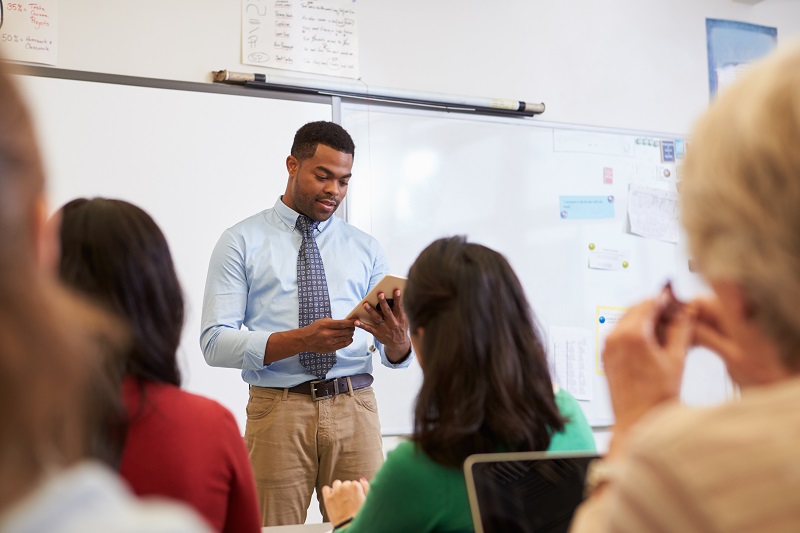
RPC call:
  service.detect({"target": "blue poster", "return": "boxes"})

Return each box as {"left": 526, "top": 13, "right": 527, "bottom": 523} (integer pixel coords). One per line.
{"left": 706, "top": 19, "right": 777, "bottom": 97}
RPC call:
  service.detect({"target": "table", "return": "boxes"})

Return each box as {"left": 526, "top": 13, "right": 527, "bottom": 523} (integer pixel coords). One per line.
{"left": 262, "top": 523, "right": 333, "bottom": 532}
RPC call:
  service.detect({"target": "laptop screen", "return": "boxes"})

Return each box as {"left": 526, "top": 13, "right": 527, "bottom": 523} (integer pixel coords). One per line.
{"left": 464, "top": 451, "right": 599, "bottom": 533}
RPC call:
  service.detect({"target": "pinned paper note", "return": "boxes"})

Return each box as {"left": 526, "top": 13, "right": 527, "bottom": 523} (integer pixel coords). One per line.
{"left": 627, "top": 184, "right": 679, "bottom": 243}
{"left": 242, "top": 0, "right": 360, "bottom": 78}
{"left": 603, "top": 167, "right": 614, "bottom": 185}
{"left": 549, "top": 326, "right": 593, "bottom": 401}
{"left": 588, "top": 246, "right": 631, "bottom": 271}
{"left": 559, "top": 195, "right": 615, "bottom": 220}
{"left": 0, "top": 0, "right": 57, "bottom": 65}
{"left": 596, "top": 306, "right": 627, "bottom": 374}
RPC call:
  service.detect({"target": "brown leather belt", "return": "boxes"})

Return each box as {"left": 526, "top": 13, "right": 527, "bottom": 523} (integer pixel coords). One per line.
{"left": 280, "top": 373, "right": 373, "bottom": 401}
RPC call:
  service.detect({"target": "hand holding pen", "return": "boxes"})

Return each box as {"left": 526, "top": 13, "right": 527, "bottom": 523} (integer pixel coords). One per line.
{"left": 654, "top": 282, "right": 687, "bottom": 347}
{"left": 602, "top": 282, "right": 696, "bottom": 454}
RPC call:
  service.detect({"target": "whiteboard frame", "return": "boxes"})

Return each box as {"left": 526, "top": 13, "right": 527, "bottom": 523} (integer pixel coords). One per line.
{"left": 6, "top": 63, "right": 333, "bottom": 106}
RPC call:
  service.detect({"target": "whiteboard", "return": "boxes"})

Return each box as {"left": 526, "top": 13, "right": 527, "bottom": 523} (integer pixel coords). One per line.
{"left": 15, "top": 72, "right": 332, "bottom": 434}
{"left": 342, "top": 103, "right": 731, "bottom": 434}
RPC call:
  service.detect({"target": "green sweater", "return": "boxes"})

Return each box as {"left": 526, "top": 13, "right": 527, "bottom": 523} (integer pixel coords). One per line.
{"left": 343, "top": 389, "right": 595, "bottom": 532}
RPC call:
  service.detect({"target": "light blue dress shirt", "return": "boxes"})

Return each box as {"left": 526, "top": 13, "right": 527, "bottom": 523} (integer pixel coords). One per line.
{"left": 200, "top": 197, "right": 412, "bottom": 387}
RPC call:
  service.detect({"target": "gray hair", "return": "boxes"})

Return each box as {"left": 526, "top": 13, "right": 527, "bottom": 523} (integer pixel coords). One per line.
{"left": 682, "top": 41, "right": 800, "bottom": 368}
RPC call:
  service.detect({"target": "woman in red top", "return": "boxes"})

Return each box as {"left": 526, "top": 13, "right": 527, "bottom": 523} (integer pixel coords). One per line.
{"left": 58, "top": 198, "right": 261, "bottom": 533}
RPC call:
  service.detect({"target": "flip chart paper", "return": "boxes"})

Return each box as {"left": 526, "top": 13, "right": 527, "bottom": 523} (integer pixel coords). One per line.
{"left": 242, "top": 0, "right": 360, "bottom": 78}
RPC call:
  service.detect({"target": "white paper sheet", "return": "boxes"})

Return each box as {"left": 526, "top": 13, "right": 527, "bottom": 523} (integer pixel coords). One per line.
{"left": 549, "top": 326, "right": 593, "bottom": 401}
{"left": 588, "top": 246, "right": 630, "bottom": 271}
{"left": 595, "top": 306, "right": 627, "bottom": 374}
{"left": 627, "top": 184, "right": 679, "bottom": 243}
{"left": 0, "top": 0, "right": 57, "bottom": 65}
{"left": 716, "top": 63, "right": 752, "bottom": 94}
{"left": 242, "top": 0, "right": 360, "bottom": 78}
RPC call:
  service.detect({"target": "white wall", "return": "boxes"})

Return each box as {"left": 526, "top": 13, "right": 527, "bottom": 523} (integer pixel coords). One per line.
{"left": 55, "top": 0, "right": 800, "bottom": 134}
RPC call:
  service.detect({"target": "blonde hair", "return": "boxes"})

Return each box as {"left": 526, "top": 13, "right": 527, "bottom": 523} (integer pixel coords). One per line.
{"left": 682, "top": 41, "right": 800, "bottom": 367}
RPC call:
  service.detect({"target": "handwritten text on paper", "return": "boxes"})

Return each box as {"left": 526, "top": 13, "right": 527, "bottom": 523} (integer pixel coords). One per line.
{"left": 242, "top": 0, "right": 360, "bottom": 79}
{"left": 0, "top": 1, "right": 57, "bottom": 65}
{"left": 627, "top": 184, "right": 680, "bottom": 243}
{"left": 549, "top": 326, "right": 594, "bottom": 401}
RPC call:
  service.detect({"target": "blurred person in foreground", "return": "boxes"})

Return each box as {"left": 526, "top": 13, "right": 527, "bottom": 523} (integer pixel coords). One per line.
{"left": 0, "top": 63, "right": 210, "bottom": 532}
{"left": 570, "top": 42, "right": 800, "bottom": 532}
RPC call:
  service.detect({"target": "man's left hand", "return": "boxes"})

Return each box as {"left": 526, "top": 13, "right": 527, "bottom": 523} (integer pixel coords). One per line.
{"left": 354, "top": 289, "right": 411, "bottom": 363}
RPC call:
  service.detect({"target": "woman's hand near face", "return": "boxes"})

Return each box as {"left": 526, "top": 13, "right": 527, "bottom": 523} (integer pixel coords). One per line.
{"left": 693, "top": 295, "right": 790, "bottom": 387}
{"left": 322, "top": 478, "right": 370, "bottom": 527}
{"left": 603, "top": 286, "right": 695, "bottom": 454}
{"left": 692, "top": 295, "right": 746, "bottom": 377}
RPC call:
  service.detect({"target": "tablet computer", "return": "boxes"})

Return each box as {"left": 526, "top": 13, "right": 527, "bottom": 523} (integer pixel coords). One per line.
{"left": 345, "top": 274, "right": 407, "bottom": 326}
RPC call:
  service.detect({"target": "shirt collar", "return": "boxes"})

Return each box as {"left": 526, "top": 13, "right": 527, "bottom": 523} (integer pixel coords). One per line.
{"left": 274, "top": 196, "right": 334, "bottom": 233}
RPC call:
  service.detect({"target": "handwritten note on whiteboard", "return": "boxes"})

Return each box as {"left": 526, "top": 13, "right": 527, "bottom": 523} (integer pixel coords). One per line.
{"left": 0, "top": 1, "right": 57, "bottom": 65}
{"left": 596, "top": 306, "right": 627, "bottom": 375}
{"left": 627, "top": 184, "right": 680, "bottom": 243}
{"left": 549, "top": 326, "right": 593, "bottom": 401}
{"left": 242, "top": 0, "right": 360, "bottom": 79}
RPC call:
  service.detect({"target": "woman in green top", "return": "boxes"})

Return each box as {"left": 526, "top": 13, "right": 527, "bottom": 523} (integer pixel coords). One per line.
{"left": 323, "top": 236, "right": 595, "bottom": 532}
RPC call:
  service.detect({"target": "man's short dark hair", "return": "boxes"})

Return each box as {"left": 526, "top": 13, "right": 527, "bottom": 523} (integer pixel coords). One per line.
{"left": 291, "top": 121, "right": 355, "bottom": 162}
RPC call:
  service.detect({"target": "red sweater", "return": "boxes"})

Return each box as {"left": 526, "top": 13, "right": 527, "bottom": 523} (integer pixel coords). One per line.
{"left": 119, "top": 378, "right": 260, "bottom": 533}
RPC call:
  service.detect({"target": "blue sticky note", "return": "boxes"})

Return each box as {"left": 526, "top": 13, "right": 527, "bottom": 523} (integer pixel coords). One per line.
{"left": 559, "top": 195, "right": 615, "bottom": 220}
{"left": 661, "top": 140, "right": 676, "bottom": 162}
{"left": 675, "top": 139, "right": 686, "bottom": 159}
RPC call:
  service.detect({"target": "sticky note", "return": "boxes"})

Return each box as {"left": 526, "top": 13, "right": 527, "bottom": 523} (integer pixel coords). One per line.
{"left": 603, "top": 167, "right": 613, "bottom": 185}
{"left": 559, "top": 196, "right": 615, "bottom": 220}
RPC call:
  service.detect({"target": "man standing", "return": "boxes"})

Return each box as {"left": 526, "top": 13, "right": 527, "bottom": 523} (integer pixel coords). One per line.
{"left": 200, "top": 121, "right": 413, "bottom": 526}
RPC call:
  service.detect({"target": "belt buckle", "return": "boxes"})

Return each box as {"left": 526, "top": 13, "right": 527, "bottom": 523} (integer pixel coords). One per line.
{"left": 310, "top": 378, "right": 338, "bottom": 401}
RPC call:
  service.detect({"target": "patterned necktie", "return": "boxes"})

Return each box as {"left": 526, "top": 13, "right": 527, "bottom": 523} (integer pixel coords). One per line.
{"left": 296, "top": 214, "right": 336, "bottom": 379}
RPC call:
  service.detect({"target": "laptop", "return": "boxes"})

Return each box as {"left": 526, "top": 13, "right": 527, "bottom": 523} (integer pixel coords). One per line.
{"left": 464, "top": 451, "right": 599, "bottom": 533}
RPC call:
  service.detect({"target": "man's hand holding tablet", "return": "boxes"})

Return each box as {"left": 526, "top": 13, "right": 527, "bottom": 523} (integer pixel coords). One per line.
{"left": 346, "top": 274, "right": 407, "bottom": 327}
{"left": 346, "top": 274, "right": 411, "bottom": 363}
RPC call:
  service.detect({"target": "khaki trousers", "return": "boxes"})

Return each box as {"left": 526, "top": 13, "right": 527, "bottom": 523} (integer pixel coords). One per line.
{"left": 244, "top": 384, "right": 384, "bottom": 526}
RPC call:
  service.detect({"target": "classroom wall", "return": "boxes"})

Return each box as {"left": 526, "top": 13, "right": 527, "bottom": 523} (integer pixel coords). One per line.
{"left": 29, "top": 2, "right": 799, "bottom": 518}
{"left": 56, "top": 0, "right": 800, "bottom": 135}
{"left": 45, "top": 1, "right": 800, "bottom": 443}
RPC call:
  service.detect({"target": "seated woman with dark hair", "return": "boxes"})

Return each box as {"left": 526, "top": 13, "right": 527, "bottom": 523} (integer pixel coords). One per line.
{"left": 323, "top": 236, "right": 595, "bottom": 532}
{"left": 58, "top": 198, "right": 261, "bottom": 533}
